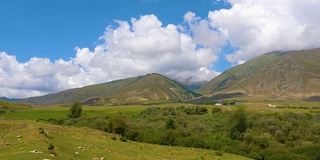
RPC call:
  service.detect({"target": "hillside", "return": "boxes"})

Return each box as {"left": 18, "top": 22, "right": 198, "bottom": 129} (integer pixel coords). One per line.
{"left": 20, "top": 73, "right": 199, "bottom": 106}
{"left": 0, "top": 119, "right": 251, "bottom": 160}
{"left": 199, "top": 48, "right": 320, "bottom": 100}
{"left": 0, "top": 100, "right": 31, "bottom": 111}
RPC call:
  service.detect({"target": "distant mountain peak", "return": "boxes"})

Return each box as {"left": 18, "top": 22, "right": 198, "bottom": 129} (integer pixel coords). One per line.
{"left": 20, "top": 73, "right": 200, "bottom": 106}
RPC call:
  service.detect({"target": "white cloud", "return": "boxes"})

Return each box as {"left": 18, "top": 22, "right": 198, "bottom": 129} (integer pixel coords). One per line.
{"left": 183, "top": 12, "right": 226, "bottom": 50}
{"left": 209, "top": 0, "right": 320, "bottom": 64}
{"left": 78, "top": 14, "right": 220, "bottom": 82}
{"left": 0, "top": 14, "right": 221, "bottom": 98}
{"left": 2, "top": 1, "right": 320, "bottom": 98}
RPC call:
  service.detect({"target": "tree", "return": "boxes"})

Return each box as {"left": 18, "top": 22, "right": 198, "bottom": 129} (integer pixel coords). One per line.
{"left": 107, "top": 115, "right": 129, "bottom": 136}
{"left": 165, "top": 117, "right": 176, "bottom": 129}
{"left": 68, "top": 101, "right": 82, "bottom": 118}
{"left": 229, "top": 106, "right": 248, "bottom": 140}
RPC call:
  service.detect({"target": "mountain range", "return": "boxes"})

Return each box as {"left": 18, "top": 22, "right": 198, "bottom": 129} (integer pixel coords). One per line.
{"left": 20, "top": 73, "right": 200, "bottom": 106}
{"left": 199, "top": 48, "right": 320, "bottom": 100}
{"left": 17, "top": 48, "right": 320, "bottom": 105}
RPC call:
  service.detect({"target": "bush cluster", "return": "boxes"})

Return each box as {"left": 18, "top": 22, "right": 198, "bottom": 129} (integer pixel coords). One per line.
{"left": 42, "top": 104, "right": 320, "bottom": 160}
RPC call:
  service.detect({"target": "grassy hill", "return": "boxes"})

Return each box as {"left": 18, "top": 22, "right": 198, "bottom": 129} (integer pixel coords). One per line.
{"left": 20, "top": 73, "right": 200, "bottom": 106}
{"left": 0, "top": 101, "right": 252, "bottom": 160}
{"left": 1, "top": 100, "right": 319, "bottom": 159}
{"left": 0, "top": 119, "right": 251, "bottom": 160}
{"left": 199, "top": 48, "right": 320, "bottom": 100}
{"left": 0, "top": 100, "right": 31, "bottom": 112}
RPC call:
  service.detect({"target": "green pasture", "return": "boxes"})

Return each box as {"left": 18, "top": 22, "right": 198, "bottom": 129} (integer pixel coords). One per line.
{"left": 0, "top": 103, "right": 197, "bottom": 120}
{"left": 0, "top": 119, "right": 251, "bottom": 160}
{"left": 1, "top": 100, "right": 319, "bottom": 120}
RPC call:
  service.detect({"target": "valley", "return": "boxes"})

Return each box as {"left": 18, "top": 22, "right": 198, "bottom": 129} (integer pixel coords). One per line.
{"left": 1, "top": 48, "right": 320, "bottom": 160}
{"left": 1, "top": 99, "right": 320, "bottom": 160}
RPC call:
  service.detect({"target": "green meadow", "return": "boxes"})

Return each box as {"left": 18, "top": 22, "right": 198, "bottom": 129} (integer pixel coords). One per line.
{"left": 0, "top": 102, "right": 251, "bottom": 160}
{"left": 1, "top": 100, "right": 320, "bottom": 160}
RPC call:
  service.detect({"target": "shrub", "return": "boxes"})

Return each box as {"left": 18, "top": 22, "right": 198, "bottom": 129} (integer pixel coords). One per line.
{"left": 176, "top": 106, "right": 185, "bottom": 111}
{"left": 177, "top": 136, "right": 210, "bottom": 149}
{"left": 184, "top": 106, "right": 208, "bottom": 115}
{"left": 120, "top": 136, "right": 127, "bottom": 142}
{"left": 111, "top": 137, "right": 117, "bottom": 140}
{"left": 292, "top": 145, "right": 320, "bottom": 160}
{"left": 140, "top": 107, "right": 160, "bottom": 116}
{"left": 156, "top": 130, "right": 179, "bottom": 146}
{"left": 125, "top": 129, "right": 140, "bottom": 141}
{"left": 265, "top": 153, "right": 310, "bottom": 160}
{"left": 161, "top": 107, "right": 176, "bottom": 116}
{"left": 0, "top": 110, "right": 6, "bottom": 114}
{"left": 215, "top": 150, "right": 224, "bottom": 156}
{"left": 212, "top": 107, "right": 222, "bottom": 114}
{"left": 229, "top": 106, "right": 248, "bottom": 140}
{"left": 204, "top": 101, "right": 214, "bottom": 105}
{"left": 68, "top": 101, "right": 82, "bottom": 118}
{"left": 107, "top": 115, "right": 130, "bottom": 135}
{"left": 248, "top": 152, "right": 261, "bottom": 160}
{"left": 39, "top": 127, "right": 45, "bottom": 134}
{"left": 165, "top": 117, "right": 175, "bottom": 129}
{"left": 48, "top": 143, "right": 54, "bottom": 150}
{"left": 223, "top": 100, "right": 236, "bottom": 105}
{"left": 198, "top": 106, "right": 208, "bottom": 115}
{"left": 253, "top": 134, "right": 270, "bottom": 149}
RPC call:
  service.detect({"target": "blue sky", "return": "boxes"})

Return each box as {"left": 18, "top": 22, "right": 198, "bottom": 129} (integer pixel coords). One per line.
{"left": 0, "top": 0, "right": 230, "bottom": 67}
{"left": 1, "top": 0, "right": 319, "bottom": 98}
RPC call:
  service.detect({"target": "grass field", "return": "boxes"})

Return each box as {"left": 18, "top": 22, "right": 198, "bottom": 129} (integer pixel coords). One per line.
{"left": 1, "top": 100, "right": 320, "bottom": 159}
{"left": 0, "top": 119, "right": 250, "bottom": 160}
{"left": 1, "top": 103, "right": 196, "bottom": 120}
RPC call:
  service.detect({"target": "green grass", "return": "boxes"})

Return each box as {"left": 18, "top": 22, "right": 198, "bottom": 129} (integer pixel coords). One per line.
{"left": 0, "top": 119, "right": 251, "bottom": 160}
{"left": 0, "top": 103, "right": 197, "bottom": 120}
{"left": 1, "top": 100, "right": 319, "bottom": 159}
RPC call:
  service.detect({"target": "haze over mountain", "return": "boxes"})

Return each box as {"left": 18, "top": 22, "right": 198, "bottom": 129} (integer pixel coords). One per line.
{"left": 199, "top": 48, "right": 320, "bottom": 100}
{"left": 20, "top": 73, "right": 200, "bottom": 106}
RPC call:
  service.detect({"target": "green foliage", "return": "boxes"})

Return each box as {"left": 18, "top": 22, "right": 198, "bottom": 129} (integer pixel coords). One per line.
{"left": 156, "top": 130, "right": 179, "bottom": 146}
{"left": 177, "top": 136, "right": 210, "bottom": 149}
{"left": 223, "top": 100, "right": 236, "bottom": 105}
{"left": 215, "top": 150, "right": 224, "bottom": 156}
{"left": 0, "top": 109, "right": 6, "bottom": 114}
{"left": 229, "top": 106, "right": 248, "bottom": 140}
{"left": 140, "top": 107, "right": 160, "bottom": 116}
{"left": 48, "top": 143, "right": 55, "bottom": 150}
{"left": 12, "top": 102, "right": 318, "bottom": 160}
{"left": 265, "top": 153, "right": 310, "bottom": 160}
{"left": 184, "top": 106, "right": 208, "bottom": 115}
{"left": 68, "top": 101, "right": 82, "bottom": 118}
{"left": 107, "top": 115, "right": 130, "bottom": 135}
{"left": 120, "top": 136, "right": 127, "bottom": 142}
{"left": 212, "top": 107, "right": 222, "bottom": 114}
{"left": 165, "top": 117, "right": 176, "bottom": 129}
{"left": 204, "top": 101, "right": 215, "bottom": 105}
{"left": 161, "top": 107, "right": 176, "bottom": 116}
{"left": 292, "top": 145, "right": 320, "bottom": 160}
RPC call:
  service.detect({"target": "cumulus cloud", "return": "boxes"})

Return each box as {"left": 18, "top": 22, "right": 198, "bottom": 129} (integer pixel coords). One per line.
{"left": 2, "top": 0, "right": 320, "bottom": 98}
{"left": 209, "top": 0, "right": 320, "bottom": 64}
{"left": 78, "top": 14, "right": 220, "bottom": 82}
{"left": 0, "top": 52, "right": 85, "bottom": 98}
{"left": 184, "top": 11, "right": 226, "bottom": 50}
{"left": 0, "top": 14, "right": 221, "bottom": 98}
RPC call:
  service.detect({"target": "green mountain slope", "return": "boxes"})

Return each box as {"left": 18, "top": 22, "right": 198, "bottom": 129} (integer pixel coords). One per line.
{"left": 199, "top": 48, "right": 320, "bottom": 99}
{"left": 20, "top": 73, "right": 199, "bottom": 106}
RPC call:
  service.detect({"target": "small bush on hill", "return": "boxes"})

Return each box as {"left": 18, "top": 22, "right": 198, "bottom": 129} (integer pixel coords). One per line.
{"left": 48, "top": 143, "right": 55, "bottom": 150}
{"left": 68, "top": 101, "right": 82, "bottom": 118}
{"left": 212, "top": 107, "right": 222, "bottom": 114}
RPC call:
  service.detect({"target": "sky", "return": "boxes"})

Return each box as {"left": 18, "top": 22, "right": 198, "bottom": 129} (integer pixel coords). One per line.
{"left": 1, "top": 0, "right": 320, "bottom": 98}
